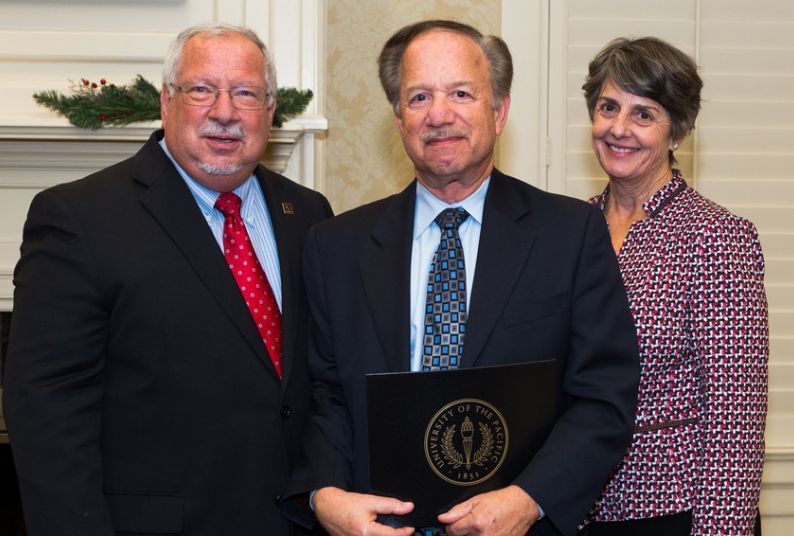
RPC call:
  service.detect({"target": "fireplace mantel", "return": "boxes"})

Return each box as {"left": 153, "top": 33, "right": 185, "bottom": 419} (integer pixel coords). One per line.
{"left": 0, "top": 115, "right": 327, "bottom": 313}
{"left": 0, "top": 117, "right": 328, "bottom": 143}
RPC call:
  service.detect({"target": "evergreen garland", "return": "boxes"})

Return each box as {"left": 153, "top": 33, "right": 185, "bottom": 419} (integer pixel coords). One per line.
{"left": 33, "top": 75, "right": 313, "bottom": 130}
{"left": 271, "top": 87, "right": 313, "bottom": 128}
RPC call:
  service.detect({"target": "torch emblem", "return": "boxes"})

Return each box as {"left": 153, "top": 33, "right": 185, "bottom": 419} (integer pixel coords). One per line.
{"left": 424, "top": 398, "right": 508, "bottom": 486}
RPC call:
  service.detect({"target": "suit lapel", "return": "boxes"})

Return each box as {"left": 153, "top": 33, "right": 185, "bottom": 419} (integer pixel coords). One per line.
{"left": 464, "top": 170, "right": 536, "bottom": 367}
{"left": 134, "top": 134, "right": 270, "bottom": 375}
{"left": 359, "top": 183, "right": 416, "bottom": 372}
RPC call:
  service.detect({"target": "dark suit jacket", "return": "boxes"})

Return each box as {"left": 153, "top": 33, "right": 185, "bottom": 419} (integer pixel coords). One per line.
{"left": 3, "top": 130, "right": 333, "bottom": 536}
{"left": 288, "top": 170, "right": 639, "bottom": 536}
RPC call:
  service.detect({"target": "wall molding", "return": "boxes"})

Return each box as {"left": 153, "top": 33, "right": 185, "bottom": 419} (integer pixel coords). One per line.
{"left": 0, "top": 266, "right": 11, "bottom": 312}
{"left": 0, "top": 117, "right": 327, "bottom": 186}
{"left": 760, "top": 447, "right": 794, "bottom": 532}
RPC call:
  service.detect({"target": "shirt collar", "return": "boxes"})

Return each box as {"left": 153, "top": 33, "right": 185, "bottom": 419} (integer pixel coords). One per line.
{"left": 414, "top": 176, "right": 490, "bottom": 240}
{"left": 159, "top": 138, "right": 258, "bottom": 218}
{"left": 593, "top": 169, "right": 688, "bottom": 218}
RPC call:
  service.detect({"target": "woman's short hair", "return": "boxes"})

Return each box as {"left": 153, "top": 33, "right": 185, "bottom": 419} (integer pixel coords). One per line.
{"left": 163, "top": 23, "right": 277, "bottom": 108}
{"left": 582, "top": 36, "right": 702, "bottom": 143}
{"left": 377, "top": 19, "right": 513, "bottom": 115}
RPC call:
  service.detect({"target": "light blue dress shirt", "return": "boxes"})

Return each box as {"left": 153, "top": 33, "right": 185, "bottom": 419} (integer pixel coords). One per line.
{"left": 159, "top": 139, "right": 283, "bottom": 311}
{"left": 409, "top": 178, "right": 489, "bottom": 372}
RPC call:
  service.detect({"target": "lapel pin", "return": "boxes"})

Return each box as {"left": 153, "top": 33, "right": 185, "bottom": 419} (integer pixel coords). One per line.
{"left": 281, "top": 202, "right": 294, "bottom": 215}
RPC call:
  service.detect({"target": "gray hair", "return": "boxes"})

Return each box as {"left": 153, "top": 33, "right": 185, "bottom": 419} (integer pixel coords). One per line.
{"left": 582, "top": 36, "right": 702, "bottom": 164}
{"left": 377, "top": 19, "right": 513, "bottom": 116}
{"left": 163, "top": 23, "right": 277, "bottom": 107}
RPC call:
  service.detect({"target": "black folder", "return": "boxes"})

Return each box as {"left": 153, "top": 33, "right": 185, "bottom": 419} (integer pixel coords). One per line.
{"left": 366, "top": 360, "right": 556, "bottom": 528}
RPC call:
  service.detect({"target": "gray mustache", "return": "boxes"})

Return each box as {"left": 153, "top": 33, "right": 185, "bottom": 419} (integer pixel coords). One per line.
{"left": 199, "top": 121, "right": 245, "bottom": 138}
{"left": 421, "top": 129, "right": 468, "bottom": 142}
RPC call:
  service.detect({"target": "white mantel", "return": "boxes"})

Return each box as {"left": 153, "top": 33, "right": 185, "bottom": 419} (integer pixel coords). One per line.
{"left": 0, "top": 116, "right": 327, "bottom": 188}
{"left": 0, "top": 117, "right": 327, "bottom": 312}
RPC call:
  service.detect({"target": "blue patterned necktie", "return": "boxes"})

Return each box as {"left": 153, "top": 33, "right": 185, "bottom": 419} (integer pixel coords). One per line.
{"left": 422, "top": 207, "right": 469, "bottom": 371}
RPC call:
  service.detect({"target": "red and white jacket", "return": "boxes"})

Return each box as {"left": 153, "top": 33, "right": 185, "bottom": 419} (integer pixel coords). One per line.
{"left": 588, "top": 171, "right": 768, "bottom": 535}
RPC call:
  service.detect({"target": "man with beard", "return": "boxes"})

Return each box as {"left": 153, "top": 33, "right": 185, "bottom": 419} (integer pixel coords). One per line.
{"left": 4, "top": 23, "right": 332, "bottom": 535}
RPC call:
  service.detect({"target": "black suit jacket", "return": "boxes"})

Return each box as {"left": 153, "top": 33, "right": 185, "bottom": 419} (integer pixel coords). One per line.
{"left": 3, "top": 131, "right": 333, "bottom": 536}
{"left": 289, "top": 170, "right": 639, "bottom": 535}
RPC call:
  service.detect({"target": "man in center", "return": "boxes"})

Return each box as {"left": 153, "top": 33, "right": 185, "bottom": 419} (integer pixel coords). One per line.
{"left": 291, "top": 20, "right": 640, "bottom": 536}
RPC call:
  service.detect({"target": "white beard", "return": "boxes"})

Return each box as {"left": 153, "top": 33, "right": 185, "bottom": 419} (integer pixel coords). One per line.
{"left": 197, "top": 161, "right": 244, "bottom": 176}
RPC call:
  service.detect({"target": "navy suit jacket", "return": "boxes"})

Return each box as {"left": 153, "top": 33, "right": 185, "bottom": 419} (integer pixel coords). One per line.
{"left": 289, "top": 169, "right": 639, "bottom": 535}
{"left": 4, "top": 131, "right": 332, "bottom": 535}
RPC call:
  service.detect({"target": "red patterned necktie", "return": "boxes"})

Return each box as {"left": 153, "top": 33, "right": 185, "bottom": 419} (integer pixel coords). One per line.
{"left": 215, "top": 192, "right": 282, "bottom": 378}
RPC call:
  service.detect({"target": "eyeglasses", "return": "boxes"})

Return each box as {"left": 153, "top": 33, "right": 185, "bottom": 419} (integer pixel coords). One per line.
{"left": 171, "top": 83, "right": 271, "bottom": 110}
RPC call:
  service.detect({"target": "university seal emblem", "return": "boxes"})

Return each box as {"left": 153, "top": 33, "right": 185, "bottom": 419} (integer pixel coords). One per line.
{"left": 424, "top": 398, "right": 508, "bottom": 486}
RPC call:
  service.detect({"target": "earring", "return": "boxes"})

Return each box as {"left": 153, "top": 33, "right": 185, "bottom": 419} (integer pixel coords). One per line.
{"left": 673, "top": 143, "right": 679, "bottom": 150}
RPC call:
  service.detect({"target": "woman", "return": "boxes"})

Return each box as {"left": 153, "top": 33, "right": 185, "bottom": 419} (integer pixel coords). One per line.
{"left": 580, "top": 37, "right": 768, "bottom": 536}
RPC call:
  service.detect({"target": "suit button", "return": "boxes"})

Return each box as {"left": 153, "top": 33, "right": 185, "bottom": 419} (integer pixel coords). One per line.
{"left": 280, "top": 405, "right": 291, "bottom": 419}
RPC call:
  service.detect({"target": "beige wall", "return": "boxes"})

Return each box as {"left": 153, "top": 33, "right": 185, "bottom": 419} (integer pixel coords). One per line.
{"left": 324, "top": 0, "right": 500, "bottom": 213}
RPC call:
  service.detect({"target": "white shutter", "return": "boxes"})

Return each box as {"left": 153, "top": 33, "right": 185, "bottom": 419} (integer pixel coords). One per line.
{"left": 695, "top": 5, "right": 794, "bottom": 527}
{"left": 503, "top": 0, "right": 794, "bottom": 532}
